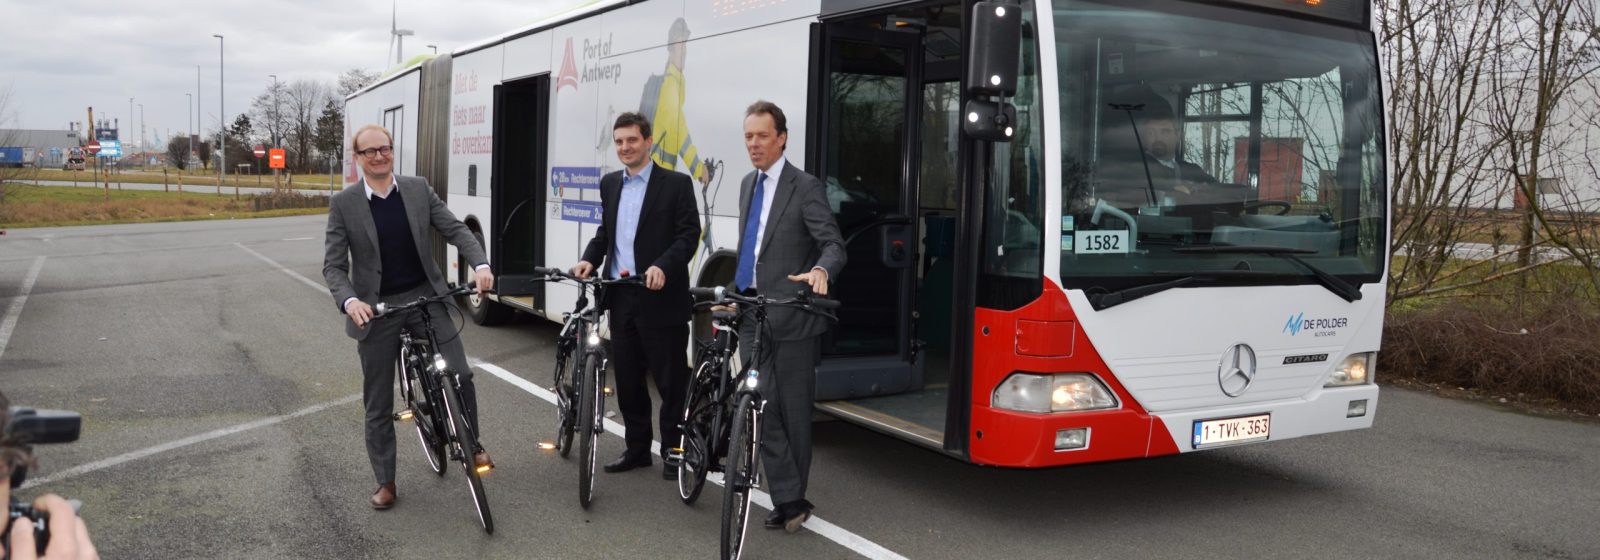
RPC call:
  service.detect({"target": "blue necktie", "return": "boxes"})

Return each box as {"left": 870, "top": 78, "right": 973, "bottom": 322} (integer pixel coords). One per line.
{"left": 735, "top": 172, "right": 767, "bottom": 292}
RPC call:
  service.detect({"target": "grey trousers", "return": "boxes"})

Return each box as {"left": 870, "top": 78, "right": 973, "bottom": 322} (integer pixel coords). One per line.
{"left": 739, "top": 328, "right": 820, "bottom": 507}
{"left": 357, "top": 283, "right": 477, "bottom": 485}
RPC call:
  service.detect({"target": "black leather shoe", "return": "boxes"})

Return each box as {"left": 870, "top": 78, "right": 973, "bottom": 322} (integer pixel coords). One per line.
{"left": 763, "top": 505, "right": 785, "bottom": 530}
{"left": 603, "top": 452, "right": 652, "bottom": 473}
{"left": 663, "top": 464, "right": 678, "bottom": 481}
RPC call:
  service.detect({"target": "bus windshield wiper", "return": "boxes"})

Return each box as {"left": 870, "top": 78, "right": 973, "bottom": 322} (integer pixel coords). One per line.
{"left": 1171, "top": 245, "right": 1362, "bottom": 302}
{"left": 1087, "top": 276, "right": 1197, "bottom": 311}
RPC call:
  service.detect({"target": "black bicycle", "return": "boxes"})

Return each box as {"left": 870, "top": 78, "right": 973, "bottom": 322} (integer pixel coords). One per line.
{"left": 680, "top": 286, "right": 838, "bottom": 560}
{"left": 532, "top": 266, "right": 641, "bottom": 509}
{"left": 374, "top": 282, "right": 493, "bottom": 533}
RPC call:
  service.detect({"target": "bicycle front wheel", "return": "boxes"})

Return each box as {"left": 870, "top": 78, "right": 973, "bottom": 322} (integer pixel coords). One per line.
{"left": 443, "top": 380, "right": 494, "bottom": 534}
{"left": 720, "top": 392, "right": 759, "bottom": 560}
{"left": 677, "top": 360, "right": 717, "bottom": 505}
{"left": 552, "top": 342, "right": 577, "bottom": 458}
{"left": 399, "top": 344, "right": 445, "bottom": 476}
{"left": 576, "top": 352, "right": 603, "bottom": 509}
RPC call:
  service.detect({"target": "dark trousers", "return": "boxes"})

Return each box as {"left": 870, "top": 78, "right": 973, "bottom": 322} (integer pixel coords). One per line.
{"left": 608, "top": 286, "right": 690, "bottom": 460}
{"left": 739, "top": 323, "right": 820, "bottom": 507}
{"left": 357, "top": 283, "right": 479, "bottom": 485}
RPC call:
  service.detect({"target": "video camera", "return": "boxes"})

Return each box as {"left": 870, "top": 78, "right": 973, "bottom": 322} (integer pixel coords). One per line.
{"left": 3, "top": 406, "right": 82, "bottom": 559}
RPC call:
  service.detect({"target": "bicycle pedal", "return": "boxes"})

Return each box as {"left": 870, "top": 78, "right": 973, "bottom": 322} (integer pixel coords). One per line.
{"left": 392, "top": 409, "right": 415, "bottom": 422}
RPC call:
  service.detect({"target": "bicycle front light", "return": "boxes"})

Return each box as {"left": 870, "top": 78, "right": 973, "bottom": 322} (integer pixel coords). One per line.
{"left": 432, "top": 355, "right": 448, "bottom": 372}
{"left": 586, "top": 326, "right": 602, "bottom": 347}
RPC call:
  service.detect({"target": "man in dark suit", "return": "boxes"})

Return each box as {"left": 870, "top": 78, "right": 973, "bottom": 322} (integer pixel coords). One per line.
{"left": 324, "top": 124, "right": 495, "bottom": 510}
{"left": 572, "top": 112, "right": 701, "bottom": 480}
{"left": 733, "top": 101, "right": 846, "bottom": 533}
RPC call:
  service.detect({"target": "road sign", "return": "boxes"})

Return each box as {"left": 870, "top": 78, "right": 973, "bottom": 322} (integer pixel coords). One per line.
{"left": 99, "top": 140, "right": 122, "bottom": 158}
{"left": 269, "top": 149, "right": 286, "bottom": 169}
{"left": 85, "top": 139, "right": 101, "bottom": 156}
{"left": 253, "top": 145, "right": 266, "bottom": 158}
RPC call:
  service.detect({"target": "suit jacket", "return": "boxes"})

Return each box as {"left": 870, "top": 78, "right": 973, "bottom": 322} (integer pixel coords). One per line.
{"left": 735, "top": 160, "right": 846, "bottom": 341}
{"left": 323, "top": 175, "right": 487, "bottom": 340}
{"left": 580, "top": 164, "right": 701, "bottom": 326}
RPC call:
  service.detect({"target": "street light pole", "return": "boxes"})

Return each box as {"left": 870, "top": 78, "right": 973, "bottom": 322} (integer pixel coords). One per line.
{"left": 270, "top": 74, "right": 280, "bottom": 187}
{"left": 186, "top": 93, "right": 193, "bottom": 171}
{"left": 427, "top": 44, "right": 437, "bottom": 55}
{"left": 213, "top": 34, "right": 226, "bottom": 193}
{"left": 138, "top": 103, "right": 145, "bottom": 169}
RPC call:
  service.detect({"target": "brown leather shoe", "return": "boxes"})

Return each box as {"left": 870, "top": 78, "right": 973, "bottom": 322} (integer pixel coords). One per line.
{"left": 370, "top": 482, "right": 396, "bottom": 510}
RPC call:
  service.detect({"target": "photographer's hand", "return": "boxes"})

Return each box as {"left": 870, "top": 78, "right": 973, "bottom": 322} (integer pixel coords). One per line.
{"left": 7, "top": 495, "right": 97, "bottom": 560}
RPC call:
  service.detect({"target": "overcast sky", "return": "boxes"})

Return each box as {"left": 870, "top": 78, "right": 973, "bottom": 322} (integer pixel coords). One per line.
{"left": 0, "top": 0, "right": 568, "bottom": 147}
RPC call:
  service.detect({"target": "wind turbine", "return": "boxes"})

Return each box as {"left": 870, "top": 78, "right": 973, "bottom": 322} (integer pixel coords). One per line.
{"left": 389, "top": 1, "right": 414, "bottom": 66}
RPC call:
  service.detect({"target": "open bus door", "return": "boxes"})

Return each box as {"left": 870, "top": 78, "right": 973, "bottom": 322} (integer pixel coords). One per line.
{"left": 487, "top": 75, "right": 550, "bottom": 309}
{"left": 810, "top": 1, "right": 971, "bottom": 453}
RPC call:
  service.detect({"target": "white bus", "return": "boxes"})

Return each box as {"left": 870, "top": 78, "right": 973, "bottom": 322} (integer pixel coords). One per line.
{"left": 346, "top": 0, "right": 1388, "bottom": 468}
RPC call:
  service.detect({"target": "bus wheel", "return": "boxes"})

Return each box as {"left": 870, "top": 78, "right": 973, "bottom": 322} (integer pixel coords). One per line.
{"left": 460, "top": 231, "right": 514, "bottom": 326}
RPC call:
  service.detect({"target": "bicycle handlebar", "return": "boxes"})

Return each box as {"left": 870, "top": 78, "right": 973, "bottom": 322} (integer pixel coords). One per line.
{"left": 689, "top": 286, "right": 842, "bottom": 311}
{"left": 531, "top": 266, "right": 645, "bottom": 287}
{"left": 373, "top": 282, "right": 476, "bottom": 319}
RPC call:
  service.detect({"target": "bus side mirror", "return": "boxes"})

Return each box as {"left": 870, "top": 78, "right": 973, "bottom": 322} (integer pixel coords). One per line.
{"left": 964, "top": 1, "right": 1020, "bottom": 142}
{"left": 966, "top": 1, "right": 1020, "bottom": 97}
{"left": 962, "top": 99, "right": 1016, "bottom": 142}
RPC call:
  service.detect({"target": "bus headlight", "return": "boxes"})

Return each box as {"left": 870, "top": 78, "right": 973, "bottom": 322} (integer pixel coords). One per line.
{"left": 992, "top": 373, "right": 1117, "bottom": 413}
{"left": 1326, "top": 352, "right": 1375, "bottom": 387}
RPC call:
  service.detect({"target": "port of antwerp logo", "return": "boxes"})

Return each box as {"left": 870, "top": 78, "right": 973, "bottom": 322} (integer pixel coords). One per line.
{"left": 557, "top": 37, "right": 579, "bottom": 92}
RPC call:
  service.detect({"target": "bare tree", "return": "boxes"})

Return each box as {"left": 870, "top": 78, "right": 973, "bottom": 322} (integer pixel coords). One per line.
{"left": 250, "top": 80, "right": 289, "bottom": 154}
{"left": 284, "top": 80, "right": 330, "bottom": 173}
{"left": 1380, "top": 0, "right": 1600, "bottom": 310}
{"left": 338, "top": 68, "right": 379, "bottom": 97}
{"left": 1480, "top": 0, "right": 1600, "bottom": 299}
{"left": 1380, "top": 0, "right": 1511, "bottom": 303}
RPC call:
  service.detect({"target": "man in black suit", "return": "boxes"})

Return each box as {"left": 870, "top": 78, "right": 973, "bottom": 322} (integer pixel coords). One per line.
{"left": 733, "top": 101, "right": 846, "bottom": 533}
{"left": 324, "top": 124, "right": 495, "bottom": 510}
{"left": 572, "top": 112, "right": 701, "bottom": 480}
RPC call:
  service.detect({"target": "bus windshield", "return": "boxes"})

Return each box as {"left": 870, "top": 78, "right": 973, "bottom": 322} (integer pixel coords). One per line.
{"left": 1052, "top": 0, "right": 1386, "bottom": 301}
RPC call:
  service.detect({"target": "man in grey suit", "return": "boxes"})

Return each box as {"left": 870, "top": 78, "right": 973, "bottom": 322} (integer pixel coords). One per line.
{"left": 733, "top": 101, "right": 846, "bottom": 533}
{"left": 324, "top": 124, "right": 495, "bottom": 510}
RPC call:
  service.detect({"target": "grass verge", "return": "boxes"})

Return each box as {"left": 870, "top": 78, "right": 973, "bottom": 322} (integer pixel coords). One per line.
{"left": 0, "top": 184, "right": 328, "bottom": 228}
{"left": 16, "top": 168, "right": 344, "bottom": 190}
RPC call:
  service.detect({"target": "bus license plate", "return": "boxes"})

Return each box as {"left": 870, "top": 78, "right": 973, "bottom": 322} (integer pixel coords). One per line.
{"left": 1192, "top": 414, "right": 1270, "bottom": 448}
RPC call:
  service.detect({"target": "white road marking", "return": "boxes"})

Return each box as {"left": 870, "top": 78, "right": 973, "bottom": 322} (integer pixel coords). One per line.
{"left": 21, "top": 394, "right": 362, "bottom": 490}
{"left": 473, "top": 360, "right": 908, "bottom": 560}
{"left": 281, "top": 237, "right": 316, "bottom": 241}
{"left": 0, "top": 256, "right": 46, "bottom": 363}
{"left": 52, "top": 242, "right": 907, "bottom": 559}
{"left": 235, "top": 242, "right": 326, "bottom": 292}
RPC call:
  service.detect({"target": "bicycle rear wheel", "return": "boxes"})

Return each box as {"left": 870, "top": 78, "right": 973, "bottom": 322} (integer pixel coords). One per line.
{"left": 577, "top": 352, "right": 603, "bottom": 509}
{"left": 677, "top": 360, "right": 717, "bottom": 505}
{"left": 399, "top": 344, "right": 445, "bottom": 476}
{"left": 720, "top": 393, "right": 759, "bottom": 560}
{"left": 443, "top": 379, "right": 494, "bottom": 534}
{"left": 552, "top": 341, "right": 577, "bottom": 458}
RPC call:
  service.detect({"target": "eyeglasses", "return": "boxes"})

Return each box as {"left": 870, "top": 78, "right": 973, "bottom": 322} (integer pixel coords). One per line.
{"left": 356, "top": 146, "right": 393, "bottom": 158}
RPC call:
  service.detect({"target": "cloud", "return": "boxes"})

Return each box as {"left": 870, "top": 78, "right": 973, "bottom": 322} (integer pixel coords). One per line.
{"left": 0, "top": 0, "right": 570, "bottom": 145}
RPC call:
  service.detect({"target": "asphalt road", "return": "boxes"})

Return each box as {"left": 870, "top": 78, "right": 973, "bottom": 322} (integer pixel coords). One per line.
{"left": 1, "top": 216, "right": 1597, "bottom": 559}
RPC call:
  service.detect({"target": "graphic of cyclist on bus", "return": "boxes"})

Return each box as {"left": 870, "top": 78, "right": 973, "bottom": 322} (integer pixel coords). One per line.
{"left": 638, "top": 17, "right": 722, "bottom": 257}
